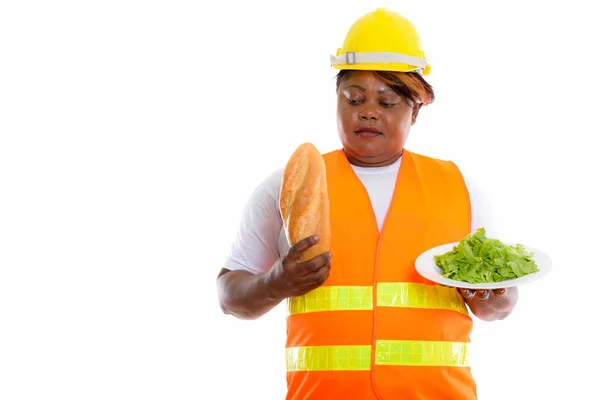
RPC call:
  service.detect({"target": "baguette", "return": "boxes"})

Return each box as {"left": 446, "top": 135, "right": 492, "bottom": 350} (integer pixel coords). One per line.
{"left": 280, "top": 142, "right": 331, "bottom": 261}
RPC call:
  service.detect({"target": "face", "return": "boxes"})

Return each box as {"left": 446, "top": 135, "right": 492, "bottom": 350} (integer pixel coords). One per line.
{"left": 337, "top": 71, "right": 420, "bottom": 167}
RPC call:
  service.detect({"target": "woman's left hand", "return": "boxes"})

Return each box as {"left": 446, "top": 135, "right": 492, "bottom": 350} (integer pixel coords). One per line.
{"left": 458, "top": 288, "right": 506, "bottom": 301}
{"left": 457, "top": 287, "right": 518, "bottom": 321}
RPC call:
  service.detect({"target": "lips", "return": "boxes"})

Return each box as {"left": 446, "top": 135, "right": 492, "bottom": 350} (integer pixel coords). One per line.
{"left": 354, "top": 126, "right": 382, "bottom": 138}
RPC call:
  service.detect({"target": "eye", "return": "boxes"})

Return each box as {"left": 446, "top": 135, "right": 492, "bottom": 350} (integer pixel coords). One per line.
{"left": 346, "top": 98, "right": 363, "bottom": 105}
{"left": 379, "top": 101, "right": 398, "bottom": 108}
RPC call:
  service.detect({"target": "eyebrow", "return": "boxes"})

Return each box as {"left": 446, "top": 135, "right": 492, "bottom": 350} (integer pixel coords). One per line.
{"left": 344, "top": 84, "right": 366, "bottom": 92}
{"left": 344, "top": 85, "right": 393, "bottom": 94}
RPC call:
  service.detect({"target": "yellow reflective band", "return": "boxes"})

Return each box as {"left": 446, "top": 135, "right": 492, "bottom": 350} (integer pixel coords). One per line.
{"left": 286, "top": 341, "right": 470, "bottom": 371}
{"left": 286, "top": 345, "right": 371, "bottom": 372}
{"left": 288, "top": 286, "right": 372, "bottom": 315}
{"left": 377, "top": 282, "right": 468, "bottom": 314}
{"left": 288, "top": 283, "right": 466, "bottom": 315}
{"left": 375, "top": 340, "right": 470, "bottom": 367}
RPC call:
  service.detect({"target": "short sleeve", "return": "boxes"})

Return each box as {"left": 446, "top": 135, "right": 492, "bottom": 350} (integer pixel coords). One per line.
{"left": 222, "top": 168, "right": 285, "bottom": 275}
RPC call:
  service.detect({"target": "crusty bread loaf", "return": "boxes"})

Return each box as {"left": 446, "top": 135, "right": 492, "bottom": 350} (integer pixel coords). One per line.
{"left": 280, "top": 142, "right": 331, "bottom": 261}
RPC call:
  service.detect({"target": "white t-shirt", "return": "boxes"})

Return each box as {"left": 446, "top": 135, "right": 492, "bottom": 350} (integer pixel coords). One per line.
{"left": 223, "top": 157, "right": 495, "bottom": 275}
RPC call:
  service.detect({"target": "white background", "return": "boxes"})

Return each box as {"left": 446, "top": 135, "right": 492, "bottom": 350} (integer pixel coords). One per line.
{"left": 1, "top": 0, "right": 598, "bottom": 399}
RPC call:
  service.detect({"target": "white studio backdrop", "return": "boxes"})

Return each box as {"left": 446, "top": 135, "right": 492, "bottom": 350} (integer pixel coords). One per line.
{"left": 0, "top": 0, "right": 598, "bottom": 399}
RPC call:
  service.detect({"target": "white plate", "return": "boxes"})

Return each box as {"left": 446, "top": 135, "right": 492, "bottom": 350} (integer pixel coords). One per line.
{"left": 414, "top": 241, "right": 552, "bottom": 290}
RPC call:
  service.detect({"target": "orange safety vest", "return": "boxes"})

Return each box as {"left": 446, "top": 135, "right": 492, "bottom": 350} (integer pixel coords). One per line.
{"left": 285, "top": 148, "right": 476, "bottom": 400}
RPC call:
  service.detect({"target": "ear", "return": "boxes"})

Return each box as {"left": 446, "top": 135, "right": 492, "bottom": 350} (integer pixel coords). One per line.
{"left": 411, "top": 104, "right": 422, "bottom": 126}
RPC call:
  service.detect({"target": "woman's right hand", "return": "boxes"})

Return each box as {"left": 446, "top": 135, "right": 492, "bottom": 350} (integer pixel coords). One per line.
{"left": 265, "top": 235, "right": 332, "bottom": 300}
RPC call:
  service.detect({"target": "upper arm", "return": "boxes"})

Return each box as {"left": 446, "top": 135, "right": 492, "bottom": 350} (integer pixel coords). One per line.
{"left": 222, "top": 168, "right": 285, "bottom": 275}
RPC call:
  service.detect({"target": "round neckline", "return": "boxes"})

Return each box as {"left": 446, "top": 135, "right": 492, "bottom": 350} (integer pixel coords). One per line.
{"left": 350, "top": 156, "right": 401, "bottom": 174}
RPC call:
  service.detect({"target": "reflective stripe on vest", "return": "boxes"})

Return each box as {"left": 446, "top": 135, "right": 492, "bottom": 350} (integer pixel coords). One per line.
{"left": 288, "top": 283, "right": 467, "bottom": 315}
{"left": 286, "top": 340, "right": 470, "bottom": 371}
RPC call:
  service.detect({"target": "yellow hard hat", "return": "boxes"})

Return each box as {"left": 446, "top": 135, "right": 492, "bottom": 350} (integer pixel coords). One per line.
{"left": 330, "top": 8, "right": 431, "bottom": 75}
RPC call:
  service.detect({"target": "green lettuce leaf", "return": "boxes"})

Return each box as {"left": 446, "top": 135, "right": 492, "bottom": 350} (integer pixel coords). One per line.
{"left": 433, "top": 228, "right": 540, "bottom": 284}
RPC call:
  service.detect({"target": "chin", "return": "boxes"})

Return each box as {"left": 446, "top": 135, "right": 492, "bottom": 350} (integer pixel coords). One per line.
{"left": 348, "top": 140, "right": 382, "bottom": 156}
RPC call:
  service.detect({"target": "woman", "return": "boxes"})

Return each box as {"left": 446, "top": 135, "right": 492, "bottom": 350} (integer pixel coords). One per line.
{"left": 216, "top": 8, "right": 517, "bottom": 399}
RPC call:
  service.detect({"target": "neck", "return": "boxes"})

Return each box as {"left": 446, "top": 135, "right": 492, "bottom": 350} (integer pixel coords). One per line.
{"left": 343, "top": 150, "right": 403, "bottom": 168}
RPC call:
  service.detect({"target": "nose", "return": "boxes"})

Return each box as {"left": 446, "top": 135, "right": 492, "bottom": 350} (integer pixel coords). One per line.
{"left": 358, "top": 103, "right": 380, "bottom": 120}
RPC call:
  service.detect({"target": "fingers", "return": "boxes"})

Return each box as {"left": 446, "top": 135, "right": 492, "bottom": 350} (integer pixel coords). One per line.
{"left": 284, "top": 236, "right": 331, "bottom": 277}
{"left": 296, "top": 252, "right": 331, "bottom": 276}
{"left": 299, "top": 253, "right": 332, "bottom": 283}
{"left": 284, "top": 235, "right": 320, "bottom": 264}
{"left": 459, "top": 288, "right": 507, "bottom": 301}
{"left": 302, "top": 262, "right": 331, "bottom": 287}
{"left": 279, "top": 236, "right": 333, "bottom": 296}
{"left": 458, "top": 289, "right": 488, "bottom": 301}
{"left": 476, "top": 289, "right": 490, "bottom": 301}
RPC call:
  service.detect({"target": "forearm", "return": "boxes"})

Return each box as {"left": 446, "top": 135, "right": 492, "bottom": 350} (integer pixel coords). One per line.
{"left": 466, "top": 287, "right": 519, "bottom": 321}
{"left": 217, "top": 269, "right": 284, "bottom": 320}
